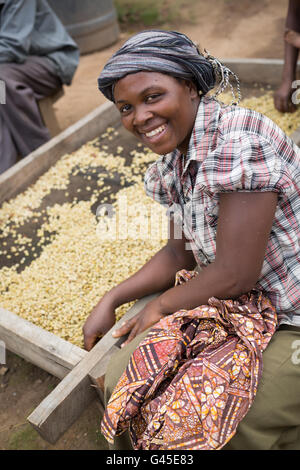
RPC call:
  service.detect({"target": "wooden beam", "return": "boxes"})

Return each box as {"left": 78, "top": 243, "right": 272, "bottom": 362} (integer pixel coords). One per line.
{"left": 27, "top": 293, "right": 160, "bottom": 444}
{"left": 221, "top": 58, "right": 300, "bottom": 86}
{"left": 0, "top": 307, "right": 86, "bottom": 379}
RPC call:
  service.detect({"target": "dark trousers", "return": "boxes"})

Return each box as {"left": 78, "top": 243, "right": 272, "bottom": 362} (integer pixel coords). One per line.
{"left": 0, "top": 56, "right": 62, "bottom": 174}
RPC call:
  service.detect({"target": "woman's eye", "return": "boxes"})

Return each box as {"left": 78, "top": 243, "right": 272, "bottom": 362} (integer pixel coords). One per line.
{"left": 146, "top": 94, "right": 160, "bottom": 102}
{"left": 120, "top": 104, "right": 131, "bottom": 114}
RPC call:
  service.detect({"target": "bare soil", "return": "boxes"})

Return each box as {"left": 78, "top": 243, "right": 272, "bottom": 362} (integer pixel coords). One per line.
{"left": 0, "top": 0, "right": 288, "bottom": 451}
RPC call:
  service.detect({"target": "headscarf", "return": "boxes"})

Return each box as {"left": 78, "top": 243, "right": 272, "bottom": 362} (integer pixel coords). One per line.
{"left": 98, "top": 30, "right": 241, "bottom": 104}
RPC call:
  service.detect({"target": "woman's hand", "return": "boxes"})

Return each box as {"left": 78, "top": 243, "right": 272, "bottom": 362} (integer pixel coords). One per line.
{"left": 83, "top": 295, "right": 116, "bottom": 351}
{"left": 112, "top": 297, "right": 165, "bottom": 348}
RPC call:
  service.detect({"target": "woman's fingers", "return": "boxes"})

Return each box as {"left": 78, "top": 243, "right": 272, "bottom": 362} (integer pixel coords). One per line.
{"left": 112, "top": 315, "right": 138, "bottom": 338}
{"left": 84, "top": 333, "right": 98, "bottom": 351}
{"left": 120, "top": 323, "right": 141, "bottom": 348}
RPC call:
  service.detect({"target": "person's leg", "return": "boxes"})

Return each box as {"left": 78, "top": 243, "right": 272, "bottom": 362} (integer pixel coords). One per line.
{"left": 104, "top": 328, "right": 152, "bottom": 450}
{"left": 0, "top": 57, "right": 62, "bottom": 173}
{"left": 224, "top": 326, "right": 300, "bottom": 450}
{"left": 0, "top": 111, "right": 18, "bottom": 174}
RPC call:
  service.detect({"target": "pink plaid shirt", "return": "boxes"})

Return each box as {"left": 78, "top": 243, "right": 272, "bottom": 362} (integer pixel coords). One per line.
{"left": 145, "top": 96, "right": 300, "bottom": 325}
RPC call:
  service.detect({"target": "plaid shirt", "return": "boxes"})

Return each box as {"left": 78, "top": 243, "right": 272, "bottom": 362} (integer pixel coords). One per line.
{"left": 144, "top": 96, "right": 300, "bottom": 325}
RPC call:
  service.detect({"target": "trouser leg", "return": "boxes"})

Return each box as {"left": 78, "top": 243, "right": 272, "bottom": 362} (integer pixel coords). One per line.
{"left": 224, "top": 326, "right": 300, "bottom": 450}
{"left": 0, "top": 56, "right": 62, "bottom": 174}
{"left": 0, "top": 111, "right": 18, "bottom": 173}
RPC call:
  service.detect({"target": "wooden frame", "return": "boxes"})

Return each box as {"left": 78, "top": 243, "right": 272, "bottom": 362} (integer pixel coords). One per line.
{"left": 0, "top": 59, "right": 300, "bottom": 445}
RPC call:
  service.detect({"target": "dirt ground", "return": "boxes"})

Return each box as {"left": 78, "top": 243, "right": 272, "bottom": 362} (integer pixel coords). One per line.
{"left": 0, "top": 0, "right": 289, "bottom": 451}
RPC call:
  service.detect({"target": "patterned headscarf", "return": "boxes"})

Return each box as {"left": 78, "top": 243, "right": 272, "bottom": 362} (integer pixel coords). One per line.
{"left": 98, "top": 30, "right": 241, "bottom": 104}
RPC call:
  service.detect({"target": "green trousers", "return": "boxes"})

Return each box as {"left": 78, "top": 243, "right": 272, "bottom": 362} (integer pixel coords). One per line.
{"left": 104, "top": 324, "right": 300, "bottom": 450}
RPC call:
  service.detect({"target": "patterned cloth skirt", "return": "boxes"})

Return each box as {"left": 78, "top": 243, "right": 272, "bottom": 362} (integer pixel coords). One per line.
{"left": 101, "top": 270, "right": 277, "bottom": 450}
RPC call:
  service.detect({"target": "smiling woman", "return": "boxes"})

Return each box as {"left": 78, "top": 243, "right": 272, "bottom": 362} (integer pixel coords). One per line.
{"left": 84, "top": 30, "right": 300, "bottom": 450}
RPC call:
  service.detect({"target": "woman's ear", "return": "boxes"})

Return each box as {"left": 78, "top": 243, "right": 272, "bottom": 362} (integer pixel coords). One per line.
{"left": 185, "top": 80, "right": 199, "bottom": 100}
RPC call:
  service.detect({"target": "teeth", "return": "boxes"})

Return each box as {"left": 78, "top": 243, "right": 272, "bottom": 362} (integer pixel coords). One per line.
{"left": 145, "top": 125, "right": 166, "bottom": 137}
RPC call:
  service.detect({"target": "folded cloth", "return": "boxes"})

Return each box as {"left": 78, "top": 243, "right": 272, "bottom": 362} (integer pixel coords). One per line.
{"left": 101, "top": 270, "right": 277, "bottom": 450}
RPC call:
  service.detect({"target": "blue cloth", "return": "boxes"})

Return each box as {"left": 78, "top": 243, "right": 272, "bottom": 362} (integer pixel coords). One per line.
{"left": 0, "top": 0, "right": 79, "bottom": 85}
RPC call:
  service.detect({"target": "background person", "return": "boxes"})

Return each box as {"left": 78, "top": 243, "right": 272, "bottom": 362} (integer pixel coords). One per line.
{"left": 0, "top": 0, "right": 79, "bottom": 174}
{"left": 274, "top": 0, "right": 300, "bottom": 112}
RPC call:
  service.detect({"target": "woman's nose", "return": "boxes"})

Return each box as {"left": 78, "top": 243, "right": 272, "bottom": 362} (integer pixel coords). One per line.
{"left": 133, "top": 104, "right": 153, "bottom": 127}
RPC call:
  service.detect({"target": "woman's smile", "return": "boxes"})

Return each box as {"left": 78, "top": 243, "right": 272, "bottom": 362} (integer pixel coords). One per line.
{"left": 140, "top": 123, "right": 168, "bottom": 144}
{"left": 143, "top": 123, "right": 167, "bottom": 138}
{"left": 113, "top": 71, "right": 200, "bottom": 155}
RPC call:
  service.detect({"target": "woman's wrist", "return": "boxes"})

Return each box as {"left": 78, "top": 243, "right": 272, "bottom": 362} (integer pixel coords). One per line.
{"left": 151, "top": 294, "right": 170, "bottom": 316}
{"left": 102, "top": 287, "right": 122, "bottom": 309}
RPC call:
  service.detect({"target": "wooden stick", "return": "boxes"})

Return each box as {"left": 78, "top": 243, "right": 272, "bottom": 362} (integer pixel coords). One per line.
{"left": 27, "top": 293, "right": 160, "bottom": 444}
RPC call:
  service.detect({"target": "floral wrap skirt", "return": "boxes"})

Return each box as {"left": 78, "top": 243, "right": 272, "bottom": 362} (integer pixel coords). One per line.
{"left": 101, "top": 270, "right": 277, "bottom": 450}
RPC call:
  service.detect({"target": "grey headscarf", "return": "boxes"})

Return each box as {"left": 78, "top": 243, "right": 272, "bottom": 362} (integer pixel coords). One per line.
{"left": 98, "top": 30, "right": 241, "bottom": 104}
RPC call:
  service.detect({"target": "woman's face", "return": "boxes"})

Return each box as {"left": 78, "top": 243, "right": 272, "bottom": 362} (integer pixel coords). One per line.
{"left": 113, "top": 71, "right": 200, "bottom": 155}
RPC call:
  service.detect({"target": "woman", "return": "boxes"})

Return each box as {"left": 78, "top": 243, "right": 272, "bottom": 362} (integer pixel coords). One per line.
{"left": 83, "top": 30, "right": 300, "bottom": 450}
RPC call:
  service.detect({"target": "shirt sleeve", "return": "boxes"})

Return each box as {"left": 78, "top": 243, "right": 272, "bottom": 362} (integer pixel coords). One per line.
{"left": 0, "top": 0, "right": 36, "bottom": 63}
{"left": 197, "top": 133, "right": 295, "bottom": 196}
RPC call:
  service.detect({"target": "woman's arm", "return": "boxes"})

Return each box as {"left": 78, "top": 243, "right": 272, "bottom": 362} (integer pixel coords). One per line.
{"left": 107, "top": 220, "right": 196, "bottom": 307}
{"left": 82, "top": 219, "right": 196, "bottom": 350}
{"left": 158, "top": 191, "right": 278, "bottom": 311}
{"left": 114, "top": 191, "right": 278, "bottom": 347}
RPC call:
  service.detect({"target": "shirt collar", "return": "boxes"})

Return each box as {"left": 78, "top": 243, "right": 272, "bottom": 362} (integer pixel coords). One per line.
{"left": 182, "top": 96, "right": 221, "bottom": 175}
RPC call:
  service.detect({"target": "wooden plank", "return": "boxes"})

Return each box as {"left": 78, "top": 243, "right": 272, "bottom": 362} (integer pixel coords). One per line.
{"left": 88, "top": 344, "right": 120, "bottom": 415}
{"left": 27, "top": 293, "right": 160, "bottom": 444}
{"left": 222, "top": 58, "right": 300, "bottom": 86}
{"left": 0, "top": 101, "right": 120, "bottom": 205}
{"left": 0, "top": 307, "right": 86, "bottom": 379}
